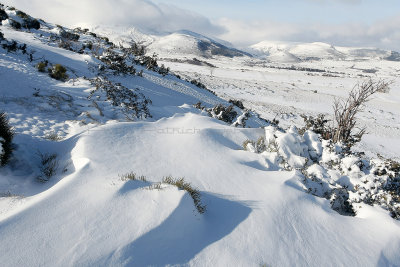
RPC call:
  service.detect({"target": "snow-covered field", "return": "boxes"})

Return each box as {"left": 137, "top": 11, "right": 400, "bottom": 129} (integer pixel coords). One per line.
{"left": 1, "top": 5, "right": 400, "bottom": 267}
{"left": 160, "top": 56, "right": 400, "bottom": 161}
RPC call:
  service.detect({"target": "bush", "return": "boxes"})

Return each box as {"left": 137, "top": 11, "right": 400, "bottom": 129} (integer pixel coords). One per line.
{"left": 37, "top": 152, "right": 58, "bottom": 182}
{"left": 59, "top": 28, "right": 80, "bottom": 41}
{"left": 300, "top": 114, "right": 331, "bottom": 140}
{"left": 2, "top": 40, "right": 26, "bottom": 53}
{"left": 0, "top": 112, "right": 14, "bottom": 166}
{"left": 89, "top": 76, "right": 152, "bottom": 119}
{"left": 44, "top": 132, "right": 62, "bottom": 141}
{"left": 36, "top": 61, "right": 47, "bottom": 72}
{"left": 15, "top": 10, "right": 40, "bottom": 29}
{"left": 229, "top": 99, "right": 245, "bottom": 109}
{"left": 9, "top": 19, "right": 21, "bottom": 30}
{"left": 209, "top": 104, "right": 238, "bottom": 124}
{"left": 49, "top": 64, "right": 68, "bottom": 81}
{"left": 158, "top": 64, "right": 169, "bottom": 76}
{"left": 300, "top": 80, "right": 391, "bottom": 149}
{"left": 332, "top": 80, "right": 390, "bottom": 147}
{"left": 0, "top": 8, "right": 8, "bottom": 21}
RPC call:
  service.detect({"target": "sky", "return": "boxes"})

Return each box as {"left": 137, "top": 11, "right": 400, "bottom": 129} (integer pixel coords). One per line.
{"left": 3, "top": 0, "right": 400, "bottom": 50}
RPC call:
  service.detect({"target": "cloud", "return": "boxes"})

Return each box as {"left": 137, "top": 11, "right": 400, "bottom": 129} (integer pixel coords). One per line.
{"left": 216, "top": 15, "right": 400, "bottom": 50}
{"left": 2, "top": 0, "right": 398, "bottom": 50}
{"left": 1, "top": 0, "right": 225, "bottom": 36}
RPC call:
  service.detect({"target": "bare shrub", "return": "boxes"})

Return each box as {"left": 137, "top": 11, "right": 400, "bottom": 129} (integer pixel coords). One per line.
{"left": 332, "top": 79, "right": 390, "bottom": 146}
{"left": 120, "top": 172, "right": 147, "bottom": 182}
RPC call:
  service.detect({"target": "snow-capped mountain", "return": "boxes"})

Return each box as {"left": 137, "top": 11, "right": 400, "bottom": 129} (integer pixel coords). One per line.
{"left": 251, "top": 40, "right": 399, "bottom": 62}
{"left": 92, "top": 26, "right": 250, "bottom": 59}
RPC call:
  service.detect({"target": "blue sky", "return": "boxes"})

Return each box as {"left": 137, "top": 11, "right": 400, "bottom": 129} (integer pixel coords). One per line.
{"left": 154, "top": 0, "right": 400, "bottom": 23}
{"left": 153, "top": 0, "right": 399, "bottom": 24}
{"left": 4, "top": 0, "right": 400, "bottom": 50}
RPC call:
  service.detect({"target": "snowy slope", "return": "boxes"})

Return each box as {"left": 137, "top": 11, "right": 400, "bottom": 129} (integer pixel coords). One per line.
{"left": 1, "top": 4, "right": 400, "bottom": 267}
{"left": 147, "top": 30, "right": 251, "bottom": 59}
{"left": 2, "top": 113, "right": 400, "bottom": 266}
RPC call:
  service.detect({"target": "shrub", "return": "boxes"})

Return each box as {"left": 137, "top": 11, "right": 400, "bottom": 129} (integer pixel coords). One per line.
{"left": 49, "top": 64, "right": 68, "bottom": 81}
{"left": 2, "top": 40, "right": 27, "bottom": 56}
{"left": 9, "top": 19, "right": 21, "bottom": 30}
{"left": 229, "top": 99, "right": 245, "bottom": 109}
{"left": 158, "top": 64, "right": 169, "bottom": 76}
{"left": 36, "top": 61, "right": 47, "bottom": 72}
{"left": 0, "top": 8, "right": 8, "bottom": 21}
{"left": 300, "top": 80, "right": 391, "bottom": 149}
{"left": 300, "top": 114, "right": 331, "bottom": 140}
{"left": 209, "top": 104, "right": 238, "bottom": 124}
{"left": 0, "top": 112, "right": 14, "bottom": 166}
{"left": 332, "top": 80, "right": 390, "bottom": 147}
{"left": 15, "top": 10, "right": 29, "bottom": 19}
{"left": 44, "top": 132, "right": 62, "bottom": 141}
{"left": 59, "top": 29, "right": 79, "bottom": 41}
{"left": 89, "top": 76, "right": 152, "bottom": 119}
{"left": 98, "top": 49, "right": 136, "bottom": 75}
{"left": 37, "top": 152, "right": 58, "bottom": 182}
{"left": 243, "top": 139, "right": 254, "bottom": 151}
{"left": 162, "top": 176, "right": 206, "bottom": 214}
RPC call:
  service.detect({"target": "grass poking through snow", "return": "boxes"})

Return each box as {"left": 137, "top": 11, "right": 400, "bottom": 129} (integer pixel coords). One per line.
{"left": 119, "top": 172, "right": 206, "bottom": 214}
{"left": 162, "top": 176, "right": 206, "bottom": 214}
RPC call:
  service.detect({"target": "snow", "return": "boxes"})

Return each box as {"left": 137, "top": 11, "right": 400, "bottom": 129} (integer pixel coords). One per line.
{"left": 1, "top": 114, "right": 400, "bottom": 266}
{"left": 251, "top": 40, "right": 394, "bottom": 62}
{"left": 1, "top": 5, "right": 400, "bottom": 266}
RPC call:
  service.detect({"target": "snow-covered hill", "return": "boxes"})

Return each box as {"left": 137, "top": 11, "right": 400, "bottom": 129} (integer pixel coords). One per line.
{"left": 251, "top": 40, "right": 398, "bottom": 62}
{"left": 92, "top": 26, "right": 250, "bottom": 59}
{"left": 1, "top": 4, "right": 400, "bottom": 267}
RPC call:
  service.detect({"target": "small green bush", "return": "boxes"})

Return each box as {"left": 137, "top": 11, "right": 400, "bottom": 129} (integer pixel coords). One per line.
{"left": 49, "top": 64, "right": 68, "bottom": 81}
{"left": 36, "top": 61, "right": 47, "bottom": 72}
{"left": 0, "top": 112, "right": 14, "bottom": 166}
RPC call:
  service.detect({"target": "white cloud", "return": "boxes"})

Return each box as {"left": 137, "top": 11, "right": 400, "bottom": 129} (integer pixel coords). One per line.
{"left": 216, "top": 16, "right": 400, "bottom": 50}
{"left": 2, "top": 0, "right": 399, "bottom": 51}
{"left": 1, "top": 0, "right": 224, "bottom": 35}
